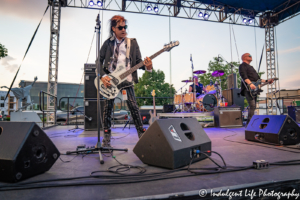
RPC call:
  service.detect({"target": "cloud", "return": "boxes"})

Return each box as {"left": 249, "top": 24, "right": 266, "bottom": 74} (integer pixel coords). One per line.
{"left": 0, "top": 0, "right": 49, "bottom": 21}
{"left": 278, "top": 46, "right": 300, "bottom": 54}
{"left": 1, "top": 55, "right": 18, "bottom": 73}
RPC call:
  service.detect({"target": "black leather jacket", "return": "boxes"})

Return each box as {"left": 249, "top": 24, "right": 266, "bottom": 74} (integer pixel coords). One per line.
{"left": 98, "top": 36, "right": 146, "bottom": 84}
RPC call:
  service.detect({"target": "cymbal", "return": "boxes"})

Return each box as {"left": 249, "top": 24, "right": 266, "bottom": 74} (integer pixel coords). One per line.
{"left": 212, "top": 70, "right": 224, "bottom": 77}
{"left": 182, "top": 80, "right": 192, "bottom": 82}
{"left": 193, "top": 70, "right": 206, "bottom": 74}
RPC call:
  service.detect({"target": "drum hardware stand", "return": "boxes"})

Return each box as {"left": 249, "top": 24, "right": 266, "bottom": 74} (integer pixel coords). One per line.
{"left": 66, "top": 14, "right": 128, "bottom": 164}
{"left": 68, "top": 108, "right": 91, "bottom": 132}
{"left": 190, "top": 54, "right": 197, "bottom": 112}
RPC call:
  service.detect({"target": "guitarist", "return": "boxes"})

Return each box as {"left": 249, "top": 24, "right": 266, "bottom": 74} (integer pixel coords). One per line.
{"left": 239, "top": 53, "right": 274, "bottom": 126}
{"left": 98, "top": 15, "right": 153, "bottom": 147}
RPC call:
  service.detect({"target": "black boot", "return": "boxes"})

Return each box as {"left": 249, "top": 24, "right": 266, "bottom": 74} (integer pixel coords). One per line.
{"left": 102, "top": 129, "right": 111, "bottom": 147}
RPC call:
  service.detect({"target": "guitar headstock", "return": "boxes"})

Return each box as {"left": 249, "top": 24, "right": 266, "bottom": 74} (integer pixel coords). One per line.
{"left": 151, "top": 90, "right": 156, "bottom": 97}
{"left": 163, "top": 41, "right": 180, "bottom": 52}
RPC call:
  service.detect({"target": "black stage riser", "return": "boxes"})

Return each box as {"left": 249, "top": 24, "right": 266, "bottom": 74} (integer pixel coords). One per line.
{"left": 133, "top": 118, "right": 211, "bottom": 169}
{"left": 0, "top": 122, "right": 60, "bottom": 182}
{"left": 245, "top": 115, "right": 300, "bottom": 145}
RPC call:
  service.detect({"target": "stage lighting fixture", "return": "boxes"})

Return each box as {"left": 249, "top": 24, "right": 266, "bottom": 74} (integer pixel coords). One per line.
{"left": 154, "top": 6, "right": 159, "bottom": 13}
{"left": 204, "top": 13, "right": 209, "bottom": 20}
{"left": 198, "top": 12, "right": 203, "bottom": 17}
{"left": 243, "top": 18, "right": 247, "bottom": 23}
{"left": 89, "top": 0, "right": 94, "bottom": 6}
{"left": 248, "top": 18, "right": 253, "bottom": 24}
{"left": 147, "top": 5, "right": 152, "bottom": 11}
{"left": 97, "top": 0, "right": 102, "bottom": 7}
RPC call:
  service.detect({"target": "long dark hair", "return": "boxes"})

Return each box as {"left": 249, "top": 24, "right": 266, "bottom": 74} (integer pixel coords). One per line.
{"left": 109, "top": 15, "right": 127, "bottom": 38}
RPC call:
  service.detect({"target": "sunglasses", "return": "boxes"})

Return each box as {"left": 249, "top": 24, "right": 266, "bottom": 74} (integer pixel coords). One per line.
{"left": 248, "top": 55, "right": 252, "bottom": 57}
{"left": 116, "top": 25, "right": 128, "bottom": 30}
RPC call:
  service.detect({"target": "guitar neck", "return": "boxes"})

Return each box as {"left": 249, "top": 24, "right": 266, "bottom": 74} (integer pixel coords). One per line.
{"left": 119, "top": 49, "right": 165, "bottom": 80}
{"left": 153, "top": 95, "right": 156, "bottom": 116}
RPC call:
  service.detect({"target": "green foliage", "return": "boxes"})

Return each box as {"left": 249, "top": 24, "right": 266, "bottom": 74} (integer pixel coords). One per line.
{"left": 134, "top": 69, "right": 175, "bottom": 107}
{"left": 0, "top": 43, "right": 8, "bottom": 59}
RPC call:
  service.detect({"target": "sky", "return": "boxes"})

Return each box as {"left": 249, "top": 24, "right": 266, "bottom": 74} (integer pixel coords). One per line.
{"left": 0, "top": 0, "right": 300, "bottom": 98}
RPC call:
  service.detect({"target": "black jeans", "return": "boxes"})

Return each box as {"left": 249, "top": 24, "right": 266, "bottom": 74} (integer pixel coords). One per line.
{"left": 243, "top": 90, "right": 257, "bottom": 125}
{"left": 103, "top": 85, "right": 144, "bottom": 137}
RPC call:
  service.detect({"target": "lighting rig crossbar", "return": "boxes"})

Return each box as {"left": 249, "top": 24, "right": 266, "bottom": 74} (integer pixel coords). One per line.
{"left": 64, "top": 0, "right": 262, "bottom": 26}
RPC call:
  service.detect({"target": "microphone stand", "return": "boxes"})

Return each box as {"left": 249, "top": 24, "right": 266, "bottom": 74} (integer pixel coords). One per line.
{"left": 66, "top": 14, "right": 128, "bottom": 163}
{"left": 190, "top": 54, "right": 196, "bottom": 112}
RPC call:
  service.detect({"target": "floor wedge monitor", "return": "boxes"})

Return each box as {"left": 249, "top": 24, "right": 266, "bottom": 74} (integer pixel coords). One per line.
{"left": 245, "top": 115, "right": 300, "bottom": 145}
{"left": 0, "top": 122, "right": 60, "bottom": 182}
{"left": 133, "top": 118, "right": 211, "bottom": 169}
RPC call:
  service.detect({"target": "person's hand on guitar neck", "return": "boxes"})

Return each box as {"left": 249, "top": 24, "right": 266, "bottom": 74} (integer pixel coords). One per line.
{"left": 144, "top": 57, "right": 153, "bottom": 70}
{"left": 266, "top": 79, "right": 274, "bottom": 84}
{"left": 101, "top": 76, "right": 111, "bottom": 88}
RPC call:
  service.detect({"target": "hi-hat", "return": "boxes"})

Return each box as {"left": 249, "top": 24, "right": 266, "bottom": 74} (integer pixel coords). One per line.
{"left": 212, "top": 70, "right": 224, "bottom": 77}
{"left": 193, "top": 70, "right": 206, "bottom": 74}
{"left": 182, "top": 80, "right": 192, "bottom": 82}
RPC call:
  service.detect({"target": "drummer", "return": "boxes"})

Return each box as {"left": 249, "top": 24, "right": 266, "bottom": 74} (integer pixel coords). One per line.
{"left": 189, "top": 76, "right": 204, "bottom": 97}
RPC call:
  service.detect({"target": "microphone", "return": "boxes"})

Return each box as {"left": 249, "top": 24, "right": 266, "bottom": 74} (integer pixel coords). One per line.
{"left": 190, "top": 54, "right": 192, "bottom": 61}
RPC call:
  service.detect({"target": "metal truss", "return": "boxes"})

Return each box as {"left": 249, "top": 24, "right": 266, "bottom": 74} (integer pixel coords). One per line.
{"left": 65, "top": 0, "right": 260, "bottom": 26}
{"left": 47, "top": 0, "right": 61, "bottom": 121}
{"left": 265, "top": 25, "right": 277, "bottom": 115}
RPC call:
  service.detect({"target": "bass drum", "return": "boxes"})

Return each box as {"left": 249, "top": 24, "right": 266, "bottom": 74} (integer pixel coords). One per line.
{"left": 196, "top": 94, "right": 218, "bottom": 112}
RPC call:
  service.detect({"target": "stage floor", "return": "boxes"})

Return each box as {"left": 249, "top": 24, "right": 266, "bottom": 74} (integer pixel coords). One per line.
{"left": 1, "top": 123, "right": 300, "bottom": 200}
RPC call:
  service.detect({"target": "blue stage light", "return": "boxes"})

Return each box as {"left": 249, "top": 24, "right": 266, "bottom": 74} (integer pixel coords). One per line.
{"left": 89, "top": 0, "right": 94, "bottom": 6}
{"left": 154, "top": 6, "right": 159, "bottom": 13}
{"left": 198, "top": 12, "right": 203, "bottom": 17}
{"left": 147, "top": 5, "right": 152, "bottom": 11}
{"left": 97, "top": 0, "right": 102, "bottom": 7}
{"left": 243, "top": 18, "right": 247, "bottom": 23}
{"left": 204, "top": 13, "right": 209, "bottom": 20}
{"left": 248, "top": 18, "right": 253, "bottom": 24}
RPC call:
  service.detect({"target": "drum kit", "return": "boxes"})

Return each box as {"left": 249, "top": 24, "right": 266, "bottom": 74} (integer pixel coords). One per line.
{"left": 174, "top": 70, "right": 226, "bottom": 112}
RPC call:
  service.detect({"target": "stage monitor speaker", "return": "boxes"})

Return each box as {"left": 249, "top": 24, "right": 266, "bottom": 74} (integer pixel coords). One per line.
{"left": 163, "top": 104, "right": 175, "bottom": 113}
{"left": 84, "top": 99, "right": 105, "bottom": 130}
{"left": 214, "top": 107, "right": 243, "bottom": 127}
{"left": 222, "top": 88, "right": 244, "bottom": 111}
{"left": 288, "top": 106, "right": 300, "bottom": 123}
{"left": 245, "top": 115, "right": 300, "bottom": 145}
{"left": 0, "top": 122, "right": 60, "bottom": 182}
{"left": 133, "top": 118, "right": 211, "bottom": 169}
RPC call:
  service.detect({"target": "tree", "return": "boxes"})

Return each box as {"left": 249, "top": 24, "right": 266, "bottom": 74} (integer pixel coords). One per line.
{"left": 134, "top": 69, "right": 176, "bottom": 107}
{"left": 0, "top": 43, "right": 8, "bottom": 59}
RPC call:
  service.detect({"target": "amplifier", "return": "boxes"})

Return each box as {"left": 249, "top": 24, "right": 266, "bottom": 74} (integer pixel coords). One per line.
{"left": 214, "top": 106, "right": 243, "bottom": 127}
{"left": 84, "top": 73, "right": 99, "bottom": 99}
{"left": 288, "top": 106, "right": 300, "bottom": 123}
{"left": 222, "top": 88, "right": 244, "bottom": 111}
{"left": 227, "top": 73, "right": 237, "bottom": 89}
{"left": 84, "top": 99, "right": 105, "bottom": 130}
{"left": 84, "top": 63, "right": 96, "bottom": 73}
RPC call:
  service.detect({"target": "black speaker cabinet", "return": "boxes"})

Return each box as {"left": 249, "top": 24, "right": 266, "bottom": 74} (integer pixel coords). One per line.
{"left": 84, "top": 99, "right": 105, "bottom": 130}
{"left": 84, "top": 63, "right": 96, "bottom": 73}
{"left": 227, "top": 73, "right": 237, "bottom": 89}
{"left": 245, "top": 115, "right": 300, "bottom": 145}
{"left": 222, "top": 88, "right": 244, "bottom": 111}
{"left": 288, "top": 106, "right": 300, "bottom": 123}
{"left": 214, "top": 107, "right": 243, "bottom": 127}
{"left": 0, "top": 122, "right": 60, "bottom": 182}
{"left": 133, "top": 118, "right": 211, "bottom": 169}
{"left": 163, "top": 104, "right": 175, "bottom": 113}
{"left": 84, "top": 73, "right": 98, "bottom": 99}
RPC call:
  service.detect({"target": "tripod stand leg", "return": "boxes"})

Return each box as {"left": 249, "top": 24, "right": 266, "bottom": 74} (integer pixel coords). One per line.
{"left": 99, "top": 149, "right": 104, "bottom": 164}
{"left": 123, "top": 119, "right": 130, "bottom": 130}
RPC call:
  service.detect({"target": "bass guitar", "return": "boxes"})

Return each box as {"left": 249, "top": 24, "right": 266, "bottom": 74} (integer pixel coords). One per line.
{"left": 248, "top": 78, "right": 278, "bottom": 98}
{"left": 94, "top": 41, "right": 180, "bottom": 99}
{"left": 149, "top": 90, "right": 158, "bottom": 126}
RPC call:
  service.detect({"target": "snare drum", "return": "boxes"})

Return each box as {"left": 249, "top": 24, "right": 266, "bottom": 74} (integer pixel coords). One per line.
{"left": 174, "top": 94, "right": 184, "bottom": 104}
{"left": 184, "top": 93, "right": 196, "bottom": 104}
{"left": 196, "top": 93, "right": 218, "bottom": 111}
